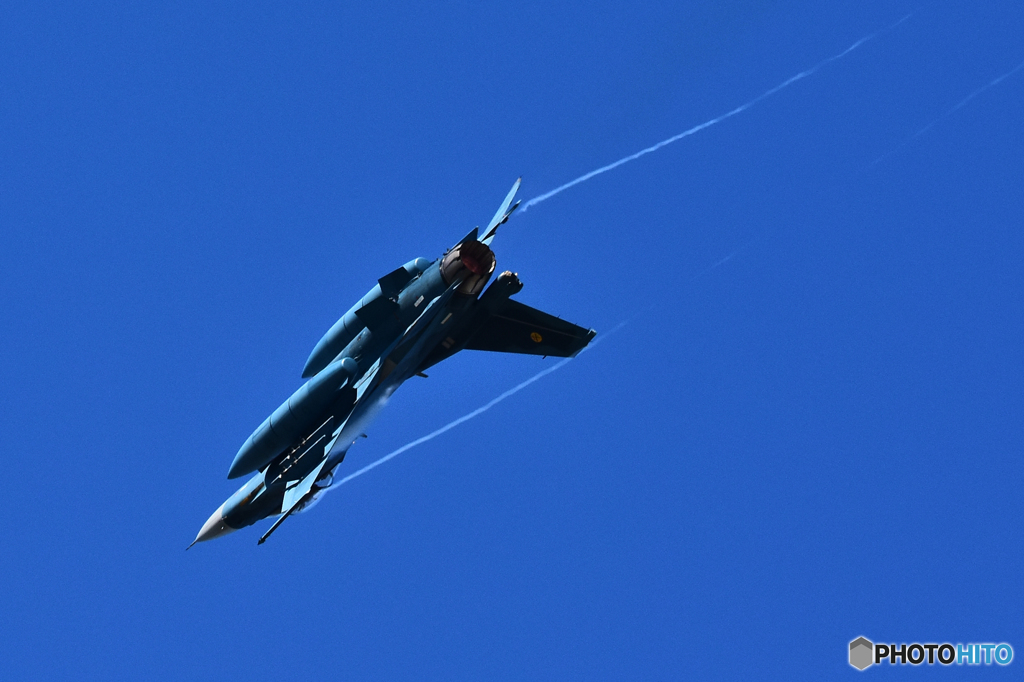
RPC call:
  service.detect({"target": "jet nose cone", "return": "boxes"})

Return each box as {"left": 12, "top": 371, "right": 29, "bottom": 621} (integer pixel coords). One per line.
{"left": 191, "top": 503, "right": 237, "bottom": 546}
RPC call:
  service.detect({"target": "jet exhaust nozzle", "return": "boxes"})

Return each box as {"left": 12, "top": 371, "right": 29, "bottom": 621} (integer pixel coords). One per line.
{"left": 441, "top": 239, "right": 495, "bottom": 296}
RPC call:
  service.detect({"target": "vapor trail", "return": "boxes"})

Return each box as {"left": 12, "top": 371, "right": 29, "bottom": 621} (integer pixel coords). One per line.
{"left": 690, "top": 238, "right": 758, "bottom": 282}
{"left": 333, "top": 359, "right": 572, "bottom": 486}
{"left": 328, "top": 322, "right": 627, "bottom": 491}
{"left": 872, "top": 58, "right": 1024, "bottom": 166}
{"left": 519, "top": 14, "right": 912, "bottom": 212}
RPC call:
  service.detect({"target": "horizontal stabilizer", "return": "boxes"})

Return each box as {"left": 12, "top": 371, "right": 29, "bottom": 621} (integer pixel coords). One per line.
{"left": 455, "top": 227, "right": 479, "bottom": 248}
{"left": 465, "top": 299, "right": 596, "bottom": 357}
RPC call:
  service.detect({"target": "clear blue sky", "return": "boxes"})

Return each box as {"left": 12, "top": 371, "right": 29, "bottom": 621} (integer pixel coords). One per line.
{"left": 2, "top": 1, "right": 1022, "bottom": 679}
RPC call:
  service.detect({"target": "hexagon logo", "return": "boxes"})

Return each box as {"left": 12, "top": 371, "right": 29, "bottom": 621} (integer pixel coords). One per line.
{"left": 850, "top": 637, "right": 874, "bottom": 670}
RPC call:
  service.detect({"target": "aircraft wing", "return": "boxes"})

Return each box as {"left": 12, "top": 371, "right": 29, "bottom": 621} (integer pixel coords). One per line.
{"left": 257, "top": 457, "right": 330, "bottom": 544}
{"left": 464, "top": 299, "right": 595, "bottom": 357}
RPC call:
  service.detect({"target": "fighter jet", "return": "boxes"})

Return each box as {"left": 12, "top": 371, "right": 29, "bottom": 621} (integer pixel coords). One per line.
{"left": 191, "top": 179, "right": 595, "bottom": 546}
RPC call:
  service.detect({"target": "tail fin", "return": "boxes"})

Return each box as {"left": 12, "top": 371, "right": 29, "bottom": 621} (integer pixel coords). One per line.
{"left": 480, "top": 178, "right": 522, "bottom": 245}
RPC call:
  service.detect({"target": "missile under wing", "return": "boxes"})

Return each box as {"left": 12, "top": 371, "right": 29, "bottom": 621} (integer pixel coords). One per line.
{"left": 191, "top": 179, "right": 595, "bottom": 546}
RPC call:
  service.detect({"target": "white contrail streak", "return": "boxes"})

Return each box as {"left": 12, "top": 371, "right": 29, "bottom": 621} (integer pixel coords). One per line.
{"left": 689, "top": 238, "right": 758, "bottom": 282}
{"left": 872, "top": 58, "right": 1024, "bottom": 166}
{"left": 519, "top": 14, "right": 912, "bottom": 212}
{"left": 907, "top": 59, "right": 1024, "bottom": 139}
{"left": 333, "top": 359, "right": 572, "bottom": 486}
{"left": 326, "top": 322, "right": 627, "bottom": 491}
